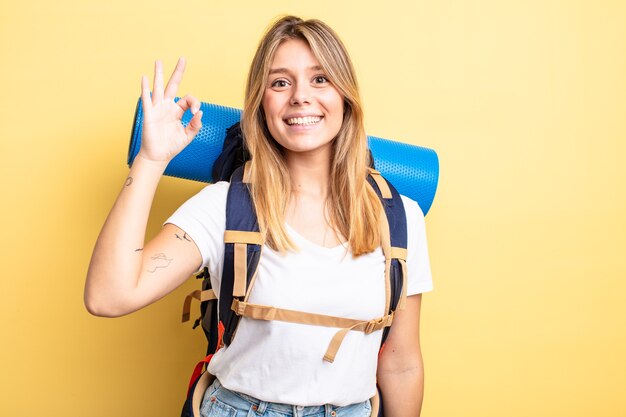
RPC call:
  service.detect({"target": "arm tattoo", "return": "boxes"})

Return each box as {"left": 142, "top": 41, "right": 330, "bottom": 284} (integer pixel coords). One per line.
{"left": 175, "top": 232, "right": 192, "bottom": 242}
{"left": 125, "top": 176, "right": 133, "bottom": 186}
{"left": 147, "top": 252, "right": 173, "bottom": 273}
{"left": 135, "top": 248, "right": 143, "bottom": 252}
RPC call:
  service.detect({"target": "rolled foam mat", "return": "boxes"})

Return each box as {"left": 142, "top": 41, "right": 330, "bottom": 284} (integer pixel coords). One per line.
{"left": 128, "top": 98, "right": 439, "bottom": 215}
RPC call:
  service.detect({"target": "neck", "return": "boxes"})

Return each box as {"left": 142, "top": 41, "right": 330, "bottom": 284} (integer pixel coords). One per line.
{"left": 284, "top": 148, "right": 332, "bottom": 199}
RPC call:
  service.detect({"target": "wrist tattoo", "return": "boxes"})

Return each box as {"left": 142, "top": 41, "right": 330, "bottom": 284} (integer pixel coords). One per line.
{"left": 125, "top": 176, "right": 133, "bottom": 186}
{"left": 147, "top": 252, "right": 173, "bottom": 273}
{"left": 175, "top": 232, "right": 192, "bottom": 242}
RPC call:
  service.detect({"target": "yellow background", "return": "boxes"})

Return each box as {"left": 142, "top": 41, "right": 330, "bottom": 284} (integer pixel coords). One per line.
{"left": 1, "top": 0, "right": 625, "bottom": 416}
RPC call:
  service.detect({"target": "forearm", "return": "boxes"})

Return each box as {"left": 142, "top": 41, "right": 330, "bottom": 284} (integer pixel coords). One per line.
{"left": 84, "top": 154, "right": 167, "bottom": 316}
{"left": 377, "top": 358, "right": 424, "bottom": 417}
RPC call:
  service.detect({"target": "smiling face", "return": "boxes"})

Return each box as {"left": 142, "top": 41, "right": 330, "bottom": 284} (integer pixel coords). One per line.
{"left": 261, "top": 38, "right": 344, "bottom": 159}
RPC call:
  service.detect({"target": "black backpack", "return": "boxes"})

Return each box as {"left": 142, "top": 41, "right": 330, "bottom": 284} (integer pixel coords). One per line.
{"left": 181, "top": 123, "right": 408, "bottom": 417}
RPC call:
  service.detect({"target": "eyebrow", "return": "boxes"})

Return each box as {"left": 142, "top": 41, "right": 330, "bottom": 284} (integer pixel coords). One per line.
{"left": 268, "top": 65, "right": 323, "bottom": 75}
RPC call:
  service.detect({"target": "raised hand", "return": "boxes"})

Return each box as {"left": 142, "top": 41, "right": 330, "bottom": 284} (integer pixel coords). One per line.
{"left": 137, "top": 57, "right": 203, "bottom": 164}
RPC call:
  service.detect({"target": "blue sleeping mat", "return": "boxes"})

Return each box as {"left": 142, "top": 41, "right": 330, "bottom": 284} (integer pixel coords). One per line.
{"left": 128, "top": 98, "right": 439, "bottom": 215}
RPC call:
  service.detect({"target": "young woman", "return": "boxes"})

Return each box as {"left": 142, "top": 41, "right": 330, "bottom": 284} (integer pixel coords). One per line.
{"left": 85, "top": 15, "right": 432, "bottom": 417}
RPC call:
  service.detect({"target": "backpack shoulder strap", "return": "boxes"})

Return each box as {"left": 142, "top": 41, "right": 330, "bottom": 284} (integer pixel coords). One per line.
{"left": 367, "top": 168, "right": 408, "bottom": 345}
{"left": 219, "top": 163, "right": 264, "bottom": 347}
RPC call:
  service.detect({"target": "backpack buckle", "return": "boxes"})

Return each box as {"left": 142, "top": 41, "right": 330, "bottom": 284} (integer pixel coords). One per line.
{"left": 365, "top": 318, "right": 382, "bottom": 334}
{"left": 365, "top": 314, "right": 393, "bottom": 334}
{"left": 231, "top": 299, "right": 246, "bottom": 316}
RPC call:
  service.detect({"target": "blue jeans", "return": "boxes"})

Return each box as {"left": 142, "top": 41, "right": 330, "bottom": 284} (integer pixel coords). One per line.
{"left": 200, "top": 378, "right": 372, "bottom": 417}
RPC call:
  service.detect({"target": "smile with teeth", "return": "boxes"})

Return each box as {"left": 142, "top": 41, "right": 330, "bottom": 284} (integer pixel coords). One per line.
{"left": 285, "top": 116, "right": 323, "bottom": 126}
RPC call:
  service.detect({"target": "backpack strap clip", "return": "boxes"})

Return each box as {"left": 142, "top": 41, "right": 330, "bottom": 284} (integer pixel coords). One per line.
{"left": 364, "top": 315, "right": 391, "bottom": 334}
{"left": 324, "top": 313, "right": 394, "bottom": 363}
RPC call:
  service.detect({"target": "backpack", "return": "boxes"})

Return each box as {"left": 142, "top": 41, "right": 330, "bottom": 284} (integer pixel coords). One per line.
{"left": 180, "top": 123, "right": 408, "bottom": 417}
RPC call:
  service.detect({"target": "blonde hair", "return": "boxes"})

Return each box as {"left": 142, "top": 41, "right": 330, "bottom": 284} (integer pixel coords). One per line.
{"left": 241, "top": 15, "right": 381, "bottom": 257}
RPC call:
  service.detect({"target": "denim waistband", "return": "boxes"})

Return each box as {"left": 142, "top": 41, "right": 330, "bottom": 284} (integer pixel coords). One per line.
{"left": 207, "top": 378, "right": 371, "bottom": 417}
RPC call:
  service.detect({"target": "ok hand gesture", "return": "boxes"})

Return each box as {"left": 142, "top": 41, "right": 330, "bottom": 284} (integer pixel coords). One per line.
{"left": 137, "top": 57, "right": 203, "bottom": 164}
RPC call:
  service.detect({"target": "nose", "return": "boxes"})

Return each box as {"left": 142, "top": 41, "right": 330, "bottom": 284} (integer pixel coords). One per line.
{"left": 290, "top": 81, "right": 312, "bottom": 105}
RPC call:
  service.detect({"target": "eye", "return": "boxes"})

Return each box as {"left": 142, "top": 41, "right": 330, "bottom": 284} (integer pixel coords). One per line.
{"left": 270, "top": 79, "right": 290, "bottom": 89}
{"left": 313, "top": 75, "right": 329, "bottom": 84}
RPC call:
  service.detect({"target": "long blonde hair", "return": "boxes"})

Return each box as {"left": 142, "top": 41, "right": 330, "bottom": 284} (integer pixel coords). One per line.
{"left": 241, "top": 15, "right": 381, "bottom": 257}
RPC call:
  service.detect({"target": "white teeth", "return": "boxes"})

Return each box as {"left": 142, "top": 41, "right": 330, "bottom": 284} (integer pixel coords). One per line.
{"left": 286, "top": 116, "right": 322, "bottom": 126}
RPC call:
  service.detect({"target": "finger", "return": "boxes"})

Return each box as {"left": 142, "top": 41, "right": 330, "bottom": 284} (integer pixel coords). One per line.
{"left": 140, "top": 75, "right": 152, "bottom": 112}
{"left": 185, "top": 110, "right": 203, "bottom": 140}
{"left": 153, "top": 59, "right": 164, "bottom": 103}
{"left": 176, "top": 94, "right": 201, "bottom": 114}
{"left": 164, "top": 56, "right": 186, "bottom": 100}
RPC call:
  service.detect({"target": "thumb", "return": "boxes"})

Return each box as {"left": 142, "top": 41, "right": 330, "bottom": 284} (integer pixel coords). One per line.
{"left": 185, "top": 110, "right": 203, "bottom": 140}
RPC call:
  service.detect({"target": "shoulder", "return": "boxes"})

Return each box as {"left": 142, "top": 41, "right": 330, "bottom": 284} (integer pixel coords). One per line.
{"left": 163, "top": 181, "right": 231, "bottom": 274}
{"left": 400, "top": 194, "right": 423, "bottom": 214}
{"left": 164, "top": 181, "right": 231, "bottom": 229}
{"left": 191, "top": 181, "right": 231, "bottom": 202}
{"left": 399, "top": 194, "right": 426, "bottom": 227}
{"left": 173, "top": 181, "right": 231, "bottom": 213}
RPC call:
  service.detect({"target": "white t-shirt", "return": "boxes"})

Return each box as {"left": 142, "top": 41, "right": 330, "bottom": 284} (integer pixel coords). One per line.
{"left": 164, "top": 181, "right": 433, "bottom": 406}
